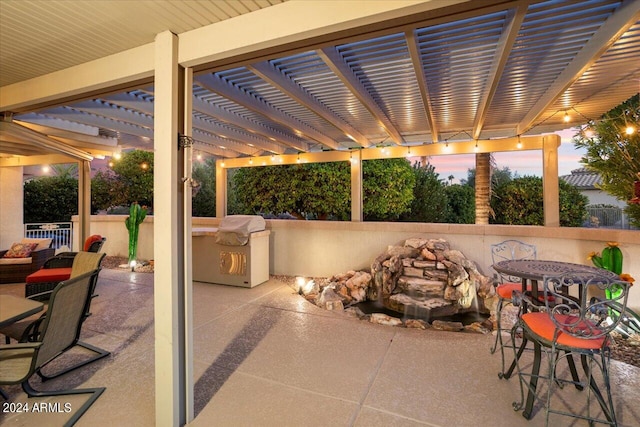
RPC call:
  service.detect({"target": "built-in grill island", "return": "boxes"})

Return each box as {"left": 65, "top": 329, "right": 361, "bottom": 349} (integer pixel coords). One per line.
{"left": 192, "top": 215, "right": 270, "bottom": 287}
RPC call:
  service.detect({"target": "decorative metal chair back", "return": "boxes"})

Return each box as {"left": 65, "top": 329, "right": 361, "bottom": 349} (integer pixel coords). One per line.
{"left": 542, "top": 273, "right": 630, "bottom": 341}
{"left": 491, "top": 240, "right": 537, "bottom": 283}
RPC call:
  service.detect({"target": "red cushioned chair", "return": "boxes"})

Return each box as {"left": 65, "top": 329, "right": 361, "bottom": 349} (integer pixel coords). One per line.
{"left": 25, "top": 235, "right": 106, "bottom": 301}
{"left": 511, "top": 273, "right": 630, "bottom": 425}
{"left": 489, "top": 240, "right": 537, "bottom": 377}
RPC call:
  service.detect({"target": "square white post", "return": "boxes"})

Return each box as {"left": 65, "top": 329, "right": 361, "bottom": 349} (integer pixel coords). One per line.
{"left": 542, "top": 134, "right": 561, "bottom": 227}
{"left": 154, "top": 30, "right": 188, "bottom": 427}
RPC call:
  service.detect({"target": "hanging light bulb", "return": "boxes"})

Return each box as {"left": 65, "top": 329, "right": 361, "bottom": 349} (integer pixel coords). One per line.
{"left": 249, "top": 158, "right": 253, "bottom": 165}
{"left": 517, "top": 135, "right": 522, "bottom": 149}
{"left": 563, "top": 111, "right": 571, "bottom": 123}
{"left": 474, "top": 140, "right": 479, "bottom": 152}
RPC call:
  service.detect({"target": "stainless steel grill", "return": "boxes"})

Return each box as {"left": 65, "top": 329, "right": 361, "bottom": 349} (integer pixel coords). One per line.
{"left": 192, "top": 216, "right": 270, "bottom": 288}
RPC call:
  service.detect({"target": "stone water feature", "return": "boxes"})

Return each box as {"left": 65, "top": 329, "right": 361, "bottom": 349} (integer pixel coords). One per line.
{"left": 300, "top": 237, "right": 497, "bottom": 332}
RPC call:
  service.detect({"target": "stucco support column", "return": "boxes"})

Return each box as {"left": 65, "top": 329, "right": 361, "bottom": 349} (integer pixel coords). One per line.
{"left": 215, "top": 161, "right": 227, "bottom": 218}
{"left": 154, "top": 30, "right": 189, "bottom": 426}
{"left": 181, "top": 67, "right": 195, "bottom": 422}
{"left": 350, "top": 150, "right": 362, "bottom": 222}
{"left": 475, "top": 152, "right": 491, "bottom": 224}
{"left": 0, "top": 166, "right": 24, "bottom": 249}
{"left": 542, "top": 134, "right": 561, "bottom": 226}
{"left": 77, "top": 160, "right": 91, "bottom": 250}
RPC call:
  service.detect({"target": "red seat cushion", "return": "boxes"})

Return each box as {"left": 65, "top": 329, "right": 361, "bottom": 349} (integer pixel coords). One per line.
{"left": 84, "top": 235, "right": 103, "bottom": 251}
{"left": 522, "top": 312, "right": 606, "bottom": 350}
{"left": 26, "top": 267, "right": 72, "bottom": 283}
{"left": 496, "top": 282, "right": 532, "bottom": 299}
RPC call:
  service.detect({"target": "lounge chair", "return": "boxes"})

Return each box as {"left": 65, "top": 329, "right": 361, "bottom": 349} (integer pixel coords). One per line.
{"left": 25, "top": 235, "right": 106, "bottom": 300}
{"left": 1, "top": 252, "right": 109, "bottom": 381}
{"left": 0, "top": 270, "right": 106, "bottom": 426}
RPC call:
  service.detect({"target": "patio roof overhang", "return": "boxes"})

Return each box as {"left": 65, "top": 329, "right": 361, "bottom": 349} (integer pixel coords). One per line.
{"left": 1, "top": 0, "right": 639, "bottom": 163}
{"left": 1, "top": 2, "right": 640, "bottom": 426}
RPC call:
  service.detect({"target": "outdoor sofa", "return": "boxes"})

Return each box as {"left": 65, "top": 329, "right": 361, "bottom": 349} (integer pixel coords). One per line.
{"left": 0, "top": 238, "right": 54, "bottom": 284}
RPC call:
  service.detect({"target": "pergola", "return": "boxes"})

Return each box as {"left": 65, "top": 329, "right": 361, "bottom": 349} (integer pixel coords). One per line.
{"left": 1, "top": 1, "right": 640, "bottom": 425}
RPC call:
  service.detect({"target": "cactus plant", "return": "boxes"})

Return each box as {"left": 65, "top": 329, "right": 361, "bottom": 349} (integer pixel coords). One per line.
{"left": 125, "top": 202, "right": 147, "bottom": 266}
{"left": 588, "top": 242, "right": 626, "bottom": 299}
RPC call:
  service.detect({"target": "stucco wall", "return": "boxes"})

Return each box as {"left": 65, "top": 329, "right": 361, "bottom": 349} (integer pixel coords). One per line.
{"left": 0, "top": 166, "right": 24, "bottom": 249}
{"left": 74, "top": 215, "right": 640, "bottom": 311}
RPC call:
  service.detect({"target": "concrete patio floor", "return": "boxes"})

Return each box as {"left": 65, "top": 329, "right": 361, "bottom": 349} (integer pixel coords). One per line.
{"left": 1, "top": 268, "right": 639, "bottom": 426}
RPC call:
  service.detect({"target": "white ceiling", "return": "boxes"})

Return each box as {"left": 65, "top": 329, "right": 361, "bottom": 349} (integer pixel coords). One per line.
{"left": 0, "top": 0, "right": 287, "bottom": 87}
{"left": 1, "top": 0, "right": 640, "bottom": 161}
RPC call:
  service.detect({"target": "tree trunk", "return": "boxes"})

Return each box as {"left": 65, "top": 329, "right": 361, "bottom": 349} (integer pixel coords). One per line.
{"left": 475, "top": 153, "right": 491, "bottom": 224}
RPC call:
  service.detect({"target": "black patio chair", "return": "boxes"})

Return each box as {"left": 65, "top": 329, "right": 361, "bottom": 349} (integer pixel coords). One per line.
{"left": 0, "top": 270, "right": 105, "bottom": 426}
{"left": 511, "top": 272, "right": 630, "bottom": 426}
{"left": 489, "top": 239, "right": 537, "bottom": 376}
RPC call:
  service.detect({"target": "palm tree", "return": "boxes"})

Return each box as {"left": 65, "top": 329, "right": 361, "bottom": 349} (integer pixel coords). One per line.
{"left": 475, "top": 153, "right": 491, "bottom": 224}
{"left": 50, "top": 163, "right": 78, "bottom": 178}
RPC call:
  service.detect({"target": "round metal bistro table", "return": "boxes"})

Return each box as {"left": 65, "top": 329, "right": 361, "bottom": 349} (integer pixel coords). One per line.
{"left": 492, "top": 259, "right": 619, "bottom": 301}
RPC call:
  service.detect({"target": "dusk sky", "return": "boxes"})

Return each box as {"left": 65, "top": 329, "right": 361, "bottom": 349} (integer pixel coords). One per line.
{"left": 427, "top": 128, "right": 585, "bottom": 183}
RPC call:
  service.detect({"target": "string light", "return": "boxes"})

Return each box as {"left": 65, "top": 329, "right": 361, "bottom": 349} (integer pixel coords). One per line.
{"left": 625, "top": 125, "right": 636, "bottom": 135}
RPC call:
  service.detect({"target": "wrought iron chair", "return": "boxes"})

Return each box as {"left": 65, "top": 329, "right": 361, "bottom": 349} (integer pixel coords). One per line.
{"left": 1, "top": 252, "right": 110, "bottom": 381}
{"left": 0, "top": 270, "right": 105, "bottom": 426}
{"left": 490, "top": 239, "right": 537, "bottom": 376}
{"left": 511, "top": 272, "right": 630, "bottom": 426}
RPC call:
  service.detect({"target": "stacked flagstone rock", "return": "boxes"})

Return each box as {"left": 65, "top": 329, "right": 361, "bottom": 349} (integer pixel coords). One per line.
{"left": 304, "top": 238, "right": 495, "bottom": 332}
{"left": 371, "top": 238, "right": 495, "bottom": 319}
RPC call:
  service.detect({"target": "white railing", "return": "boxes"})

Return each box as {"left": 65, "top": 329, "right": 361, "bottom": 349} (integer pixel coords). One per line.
{"left": 24, "top": 222, "right": 73, "bottom": 249}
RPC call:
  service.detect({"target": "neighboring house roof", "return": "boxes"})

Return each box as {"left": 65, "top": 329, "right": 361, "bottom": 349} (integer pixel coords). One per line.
{"left": 560, "top": 168, "right": 602, "bottom": 190}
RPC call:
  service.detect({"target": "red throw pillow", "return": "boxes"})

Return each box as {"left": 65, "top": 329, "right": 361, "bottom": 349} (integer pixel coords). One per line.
{"left": 84, "top": 235, "right": 103, "bottom": 251}
{"left": 3, "top": 242, "right": 38, "bottom": 258}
